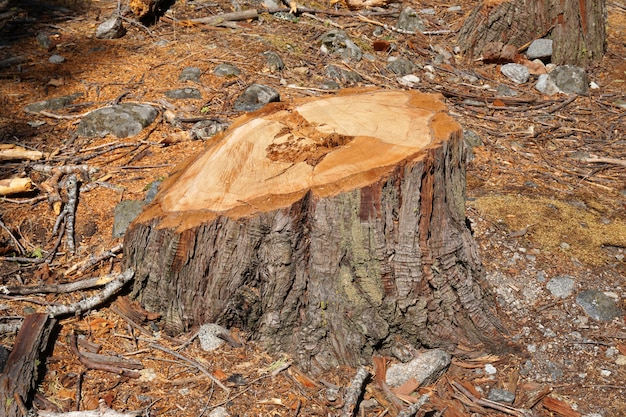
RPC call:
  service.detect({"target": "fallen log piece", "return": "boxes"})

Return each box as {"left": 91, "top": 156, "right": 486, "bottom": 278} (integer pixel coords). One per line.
{"left": 0, "top": 144, "right": 43, "bottom": 161}
{"left": 124, "top": 89, "right": 507, "bottom": 372}
{"left": 0, "top": 177, "right": 34, "bottom": 196}
{"left": 0, "top": 313, "right": 56, "bottom": 417}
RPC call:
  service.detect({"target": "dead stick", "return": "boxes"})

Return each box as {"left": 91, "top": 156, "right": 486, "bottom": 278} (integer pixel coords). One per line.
{"left": 64, "top": 243, "right": 124, "bottom": 276}
{"left": 341, "top": 366, "right": 369, "bottom": 417}
{"left": 0, "top": 272, "right": 121, "bottom": 295}
{"left": 188, "top": 9, "right": 258, "bottom": 24}
{"left": 46, "top": 268, "right": 134, "bottom": 317}
{"left": 63, "top": 174, "right": 79, "bottom": 255}
{"left": 580, "top": 156, "right": 626, "bottom": 168}
{"left": 148, "top": 342, "right": 231, "bottom": 393}
{"left": 69, "top": 332, "right": 141, "bottom": 378}
{"left": 396, "top": 394, "right": 430, "bottom": 417}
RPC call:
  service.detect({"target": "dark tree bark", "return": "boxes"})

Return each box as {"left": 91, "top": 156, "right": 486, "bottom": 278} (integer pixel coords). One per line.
{"left": 123, "top": 89, "right": 507, "bottom": 372}
{"left": 0, "top": 314, "right": 56, "bottom": 417}
{"left": 458, "top": 0, "right": 607, "bottom": 66}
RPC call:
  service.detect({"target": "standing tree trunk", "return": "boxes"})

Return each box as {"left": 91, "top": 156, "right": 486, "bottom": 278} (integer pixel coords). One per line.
{"left": 123, "top": 89, "right": 507, "bottom": 372}
{"left": 458, "top": 0, "right": 607, "bottom": 66}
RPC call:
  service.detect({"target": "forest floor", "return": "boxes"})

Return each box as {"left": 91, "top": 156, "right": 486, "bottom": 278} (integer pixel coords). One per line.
{"left": 0, "top": 0, "right": 625, "bottom": 416}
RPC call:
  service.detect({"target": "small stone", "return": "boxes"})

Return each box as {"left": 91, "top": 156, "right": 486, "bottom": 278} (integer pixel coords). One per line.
{"left": 500, "top": 63, "right": 530, "bottom": 84}
{"left": 495, "top": 84, "right": 517, "bottom": 96}
{"left": 396, "top": 7, "right": 425, "bottom": 33}
{"left": 560, "top": 242, "right": 570, "bottom": 250}
{"left": 138, "top": 368, "right": 157, "bottom": 382}
{"left": 261, "top": 51, "right": 285, "bottom": 71}
{"left": 24, "top": 94, "right": 83, "bottom": 113}
{"left": 213, "top": 63, "right": 241, "bottom": 77}
{"left": 576, "top": 290, "right": 624, "bottom": 321}
{"left": 386, "top": 349, "right": 450, "bottom": 387}
{"left": 318, "top": 30, "right": 362, "bottom": 62}
{"left": 590, "top": 81, "right": 600, "bottom": 89}
{"left": 605, "top": 347, "right": 618, "bottom": 358}
{"left": 95, "top": 16, "right": 126, "bottom": 39}
{"left": 233, "top": 84, "right": 280, "bottom": 112}
{"left": 527, "top": 38, "right": 553, "bottom": 60}
{"left": 77, "top": 103, "right": 158, "bottom": 138}
{"left": 320, "top": 79, "right": 340, "bottom": 90}
{"left": 164, "top": 88, "right": 202, "bottom": 99}
{"left": 535, "top": 73, "right": 561, "bottom": 95}
{"left": 398, "top": 74, "right": 420, "bottom": 87}
{"left": 325, "top": 64, "right": 362, "bottom": 84}
{"left": 208, "top": 406, "right": 230, "bottom": 417}
{"left": 549, "top": 65, "right": 589, "bottom": 95}
{"left": 487, "top": 388, "right": 515, "bottom": 404}
{"left": 484, "top": 364, "right": 497, "bottom": 375}
{"left": 36, "top": 32, "right": 53, "bottom": 50}
{"left": 387, "top": 57, "right": 415, "bottom": 76}
{"left": 616, "top": 355, "right": 626, "bottom": 366}
{"left": 198, "top": 323, "right": 229, "bottom": 351}
{"left": 600, "top": 369, "right": 611, "bottom": 377}
{"left": 546, "top": 275, "right": 575, "bottom": 298}
{"left": 179, "top": 67, "right": 202, "bottom": 82}
{"left": 113, "top": 200, "right": 145, "bottom": 238}
{"left": 48, "top": 54, "right": 65, "bottom": 64}
{"left": 191, "top": 119, "right": 229, "bottom": 140}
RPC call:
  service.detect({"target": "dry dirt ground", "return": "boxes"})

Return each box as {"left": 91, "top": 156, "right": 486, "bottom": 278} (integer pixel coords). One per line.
{"left": 0, "top": 0, "right": 625, "bottom": 416}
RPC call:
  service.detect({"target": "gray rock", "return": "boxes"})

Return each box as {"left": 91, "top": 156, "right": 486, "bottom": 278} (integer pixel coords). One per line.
{"left": 179, "top": 67, "right": 201, "bottom": 82}
{"left": 398, "top": 74, "right": 420, "bottom": 87}
{"left": 36, "top": 32, "right": 53, "bottom": 50}
{"left": 487, "top": 388, "right": 515, "bottom": 404}
{"left": 233, "top": 84, "right": 280, "bottom": 112}
{"left": 261, "top": 51, "right": 285, "bottom": 71}
{"left": 49, "top": 54, "right": 65, "bottom": 64}
{"left": 549, "top": 65, "right": 589, "bottom": 95}
{"left": 77, "top": 103, "right": 158, "bottom": 138}
{"left": 191, "top": 119, "right": 229, "bottom": 140}
{"left": 396, "top": 7, "right": 425, "bottom": 33}
{"left": 527, "top": 38, "right": 553, "bottom": 60}
{"left": 112, "top": 200, "right": 145, "bottom": 238}
{"left": 546, "top": 275, "right": 575, "bottom": 298}
{"left": 208, "top": 406, "right": 230, "bottom": 417}
{"left": 320, "top": 79, "right": 340, "bottom": 90}
{"left": 576, "top": 290, "right": 623, "bottom": 321}
{"left": 387, "top": 58, "right": 415, "bottom": 76}
{"left": 213, "top": 63, "right": 241, "bottom": 77}
{"left": 496, "top": 84, "right": 518, "bottom": 96}
{"left": 500, "top": 63, "right": 530, "bottom": 84}
{"left": 535, "top": 73, "right": 562, "bottom": 95}
{"left": 198, "top": 323, "right": 229, "bottom": 351}
{"left": 386, "top": 349, "right": 450, "bottom": 388}
{"left": 95, "top": 16, "right": 126, "bottom": 39}
{"left": 144, "top": 181, "right": 161, "bottom": 204}
{"left": 164, "top": 88, "right": 202, "bottom": 99}
{"left": 24, "top": 93, "right": 83, "bottom": 113}
{"left": 318, "top": 30, "right": 362, "bottom": 62}
{"left": 326, "top": 64, "right": 362, "bottom": 84}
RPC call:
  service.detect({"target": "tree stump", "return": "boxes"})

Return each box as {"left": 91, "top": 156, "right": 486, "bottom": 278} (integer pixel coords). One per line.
{"left": 124, "top": 89, "right": 506, "bottom": 372}
{"left": 458, "top": 0, "right": 606, "bottom": 66}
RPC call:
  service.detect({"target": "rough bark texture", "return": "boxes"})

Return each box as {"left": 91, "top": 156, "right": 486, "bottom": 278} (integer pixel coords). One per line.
{"left": 458, "top": 0, "right": 606, "bottom": 66}
{"left": 123, "top": 90, "right": 506, "bottom": 372}
{"left": 0, "top": 313, "right": 56, "bottom": 417}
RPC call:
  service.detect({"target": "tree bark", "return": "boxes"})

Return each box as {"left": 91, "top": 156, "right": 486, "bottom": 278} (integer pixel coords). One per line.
{"left": 0, "top": 313, "right": 56, "bottom": 417}
{"left": 458, "top": 0, "right": 606, "bottom": 66}
{"left": 123, "top": 89, "right": 507, "bottom": 372}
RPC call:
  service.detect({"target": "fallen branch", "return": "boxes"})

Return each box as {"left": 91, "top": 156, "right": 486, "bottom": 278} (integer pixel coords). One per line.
{"left": 450, "top": 380, "right": 526, "bottom": 417}
{"left": 0, "top": 272, "right": 122, "bottom": 295}
{"left": 0, "top": 217, "right": 26, "bottom": 255}
{"left": 580, "top": 155, "right": 626, "bottom": 168}
{"left": 64, "top": 244, "right": 124, "bottom": 276}
{"left": 39, "top": 399, "right": 141, "bottom": 417}
{"left": 63, "top": 174, "right": 79, "bottom": 254}
{"left": 188, "top": 9, "right": 258, "bottom": 25}
{"left": 0, "top": 177, "right": 34, "bottom": 196}
{"left": 341, "top": 366, "right": 370, "bottom": 417}
{"left": 0, "top": 144, "right": 43, "bottom": 161}
{"left": 46, "top": 268, "right": 134, "bottom": 317}
{"left": 397, "top": 394, "right": 430, "bottom": 417}
{"left": 69, "top": 332, "right": 142, "bottom": 378}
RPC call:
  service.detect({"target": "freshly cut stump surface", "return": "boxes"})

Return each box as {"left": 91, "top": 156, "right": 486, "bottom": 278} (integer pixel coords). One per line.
{"left": 124, "top": 89, "right": 506, "bottom": 371}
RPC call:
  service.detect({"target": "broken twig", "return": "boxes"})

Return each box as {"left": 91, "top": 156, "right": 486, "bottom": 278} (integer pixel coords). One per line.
{"left": 341, "top": 366, "right": 370, "bottom": 417}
